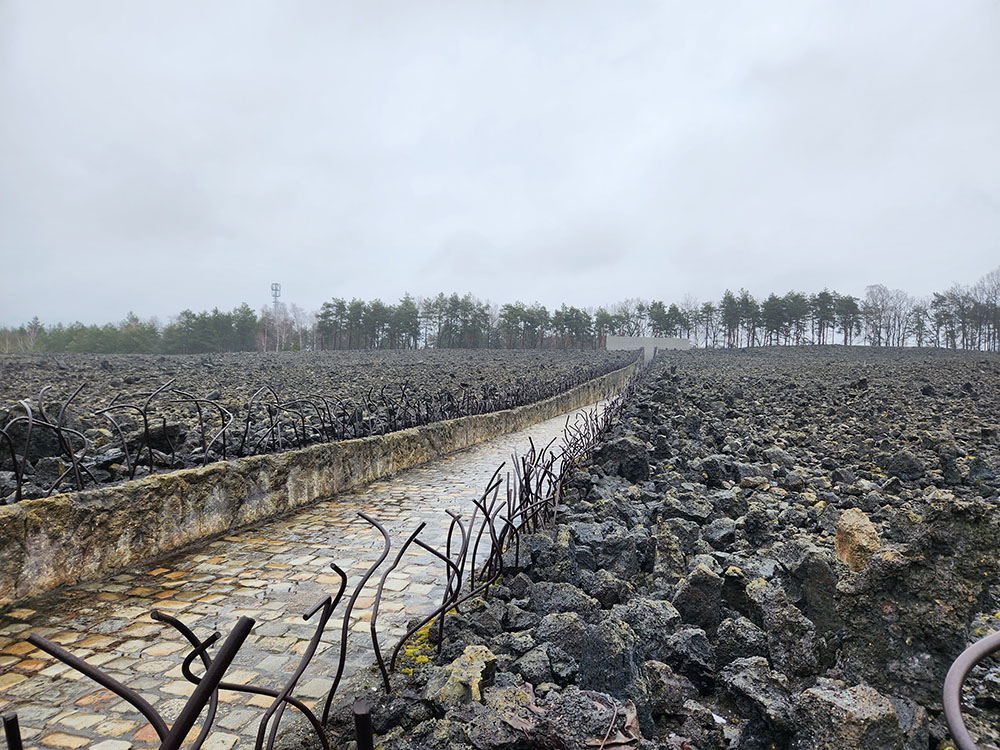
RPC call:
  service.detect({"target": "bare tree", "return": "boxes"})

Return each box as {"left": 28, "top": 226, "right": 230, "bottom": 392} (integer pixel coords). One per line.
{"left": 289, "top": 303, "right": 315, "bottom": 350}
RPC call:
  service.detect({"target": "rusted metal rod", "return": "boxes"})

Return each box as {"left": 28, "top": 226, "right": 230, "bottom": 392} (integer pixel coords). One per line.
{"left": 388, "top": 536, "right": 464, "bottom": 672}
{"left": 353, "top": 699, "right": 375, "bottom": 750}
{"left": 3, "top": 713, "right": 23, "bottom": 750}
{"left": 943, "top": 630, "right": 1000, "bottom": 750}
{"left": 323, "top": 513, "right": 391, "bottom": 725}
{"left": 150, "top": 612, "right": 222, "bottom": 750}
{"left": 371, "top": 523, "right": 426, "bottom": 692}
{"left": 257, "top": 590, "right": 340, "bottom": 750}
{"left": 27, "top": 633, "right": 170, "bottom": 740}
{"left": 159, "top": 615, "right": 254, "bottom": 750}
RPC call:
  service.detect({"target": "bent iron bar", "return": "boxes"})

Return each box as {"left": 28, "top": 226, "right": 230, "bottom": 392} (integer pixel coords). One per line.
{"left": 169, "top": 389, "right": 233, "bottom": 466}
{"left": 160, "top": 617, "right": 254, "bottom": 750}
{"left": 322, "top": 512, "right": 392, "bottom": 725}
{"left": 371, "top": 523, "right": 428, "bottom": 691}
{"left": 3, "top": 713, "right": 24, "bottom": 750}
{"left": 943, "top": 630, "right": 1000, "bottom": 750}
{"left": 439, "top": 510, "right": 470, "bottom": 648}
{"left": 37, "top": 384, "right": 91, "bottom": 492}
{"left": 468, "top": 466, "right": 507, "bottom": 589}
{"left": 155, "top": 569, "right": 347, "bottom": 750}
{"left": 26, "top": 615, "right": 255, "bottom": 750}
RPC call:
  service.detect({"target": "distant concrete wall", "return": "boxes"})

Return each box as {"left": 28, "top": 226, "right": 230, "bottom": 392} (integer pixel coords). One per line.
{"left": 0, "top": 359, "right": 640, "bottom": 607}
{"left": 606, "top": 335, "right": 692, "bottom": 364}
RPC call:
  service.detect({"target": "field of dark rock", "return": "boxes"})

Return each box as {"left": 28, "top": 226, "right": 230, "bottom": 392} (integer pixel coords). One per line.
{"left": 0, "top": 349, "right": 633, "bottom": 503}
{"left": 327, "top": 347, "right": 1000, "bottom": 749}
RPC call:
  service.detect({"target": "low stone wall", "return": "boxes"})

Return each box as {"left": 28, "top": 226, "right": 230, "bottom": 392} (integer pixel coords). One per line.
{"left": 0, "top": 360, "right": 639, "bottom": 608}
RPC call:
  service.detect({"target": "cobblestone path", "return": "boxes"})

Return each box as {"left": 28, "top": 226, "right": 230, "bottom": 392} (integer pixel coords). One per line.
{"left": 0, "top": 405, "right": 598, "bottom": 750}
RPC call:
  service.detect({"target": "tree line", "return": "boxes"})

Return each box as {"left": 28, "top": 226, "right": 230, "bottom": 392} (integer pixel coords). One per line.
{"left": 2, "top": 267, "right": 998, "bottom": 354}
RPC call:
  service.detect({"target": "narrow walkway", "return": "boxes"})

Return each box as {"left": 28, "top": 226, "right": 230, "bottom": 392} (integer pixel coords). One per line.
{"left": 0, "top": 404, "right": 597, "bottom": 750}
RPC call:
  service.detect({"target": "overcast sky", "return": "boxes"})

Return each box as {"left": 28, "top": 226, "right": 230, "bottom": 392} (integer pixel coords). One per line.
{"left": 1, "top": 1, "right": 998, "bottom": 326}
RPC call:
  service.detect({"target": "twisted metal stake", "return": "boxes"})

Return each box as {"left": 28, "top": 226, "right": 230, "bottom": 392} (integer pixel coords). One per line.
{"left": 155, "top": 569, "right": 345, "bottom": 750}
{"left": 10, "top": 401, "right": 33, "bottom": 500}
{"left": 943, "top": 631, "right": 1000, "bottom": 750}
{"left": 37, "top": 384, "right": 90, "bottom": 491}
{"left": 170, "top": 390, "right": 233, "bottom": 466}
{"left": 439, "top": 511, "right": 469, "bottom": 640}
{"left": 3, "top": 713, "right": 23, "bottom": 750}
{"left": 469, "top": 475, "right": 507, "bottom": 589}
{"left": 468, "top": 468, "right": 506, "bottom": 563}
{"left": 239, "top": 386, "right": 281, "bottom": 456}
{"left": 0, "top": 428, "right": 19, "bottom": 504}
{"left": 371, "top": 523, "right": 427, "bottom": 691}
{"left": 27, "top": 615, "right": 255, "bottom": 750}
{"left": 137, "top": 380, "right": 175, "bottom": 475}
{"left": 93, "top": 402, "right": 145, "bottom": 480}
{"left": 42, "top": 424, "right": 94, "bottom": 496}
{"left": 388, "top": 535, "right": 463, "bottom": 672}
{"left": 323, "top": 513, "right": 391, "bottom": 725}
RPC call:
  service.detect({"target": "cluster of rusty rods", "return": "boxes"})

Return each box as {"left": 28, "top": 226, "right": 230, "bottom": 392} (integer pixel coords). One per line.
{"left": 0, "top": 353, "right": 639, "bottom": 504}
{"left": 1, "top": 380, "right": 639, "bottom": 750}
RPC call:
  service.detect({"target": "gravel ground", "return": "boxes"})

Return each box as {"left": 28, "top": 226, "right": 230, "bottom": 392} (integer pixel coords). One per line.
{"left": 329, "top": 346, "right": 1000, "bottom": 749}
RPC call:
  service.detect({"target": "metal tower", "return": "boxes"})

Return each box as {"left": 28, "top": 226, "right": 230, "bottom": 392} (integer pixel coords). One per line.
{"left": 271, "top": 283, "right": 281, "bottom": 317}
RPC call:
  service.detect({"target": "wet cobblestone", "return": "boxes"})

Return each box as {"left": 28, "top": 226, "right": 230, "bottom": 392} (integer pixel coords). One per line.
{"left": 0, "top": 406, "right": 594, "bottom": 748}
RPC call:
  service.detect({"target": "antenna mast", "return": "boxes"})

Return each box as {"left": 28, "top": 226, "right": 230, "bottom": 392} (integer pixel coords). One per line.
{"left": 271, "top": 283, "right": 281, "bottom": 318}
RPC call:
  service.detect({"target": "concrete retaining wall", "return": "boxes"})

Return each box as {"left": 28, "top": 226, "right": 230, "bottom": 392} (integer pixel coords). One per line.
{"left": 0, "top": 360, "right": 639, "bottom": 607}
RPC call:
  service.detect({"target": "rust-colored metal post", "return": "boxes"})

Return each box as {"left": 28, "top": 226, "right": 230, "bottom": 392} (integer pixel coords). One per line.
{"left": 3, "top": 713, "right": 23, "bottom": 750}
{"left": 158, "top": 615, "right": 254, "bottom": 750}
{"left": 352, "top": 699, "right": 374, "bottom": 750}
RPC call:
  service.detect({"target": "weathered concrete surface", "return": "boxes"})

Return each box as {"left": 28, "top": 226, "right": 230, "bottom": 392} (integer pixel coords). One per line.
{"left": 0, "top": 361, "right": 638, "bottom": 607}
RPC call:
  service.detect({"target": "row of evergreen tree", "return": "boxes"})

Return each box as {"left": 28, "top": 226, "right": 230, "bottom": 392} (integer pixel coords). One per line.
{"left": 2, "top": 267, "right": 998, "bottom": 354}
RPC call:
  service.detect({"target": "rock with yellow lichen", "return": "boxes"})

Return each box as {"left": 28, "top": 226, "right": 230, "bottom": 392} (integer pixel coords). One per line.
{"left": 834, "top": 507, "right": 881, "bottom": 572}
{"left": 792, "top": 680, "right": 924, "bottom": 749}
{"left": 422, "top": 644, "right": 497, "bottom": 707}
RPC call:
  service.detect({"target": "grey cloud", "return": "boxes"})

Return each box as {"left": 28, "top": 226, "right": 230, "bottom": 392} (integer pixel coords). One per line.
{"left": 1, "top": 1, "right": 998, "bottom": 324}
